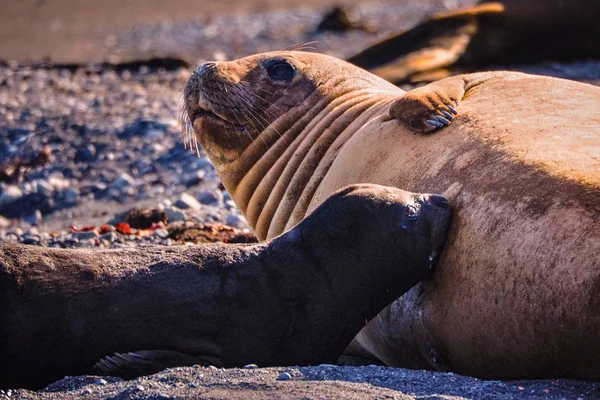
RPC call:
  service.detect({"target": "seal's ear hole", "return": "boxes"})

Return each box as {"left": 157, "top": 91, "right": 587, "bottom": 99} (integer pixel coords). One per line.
{"left": 265, "top": 60, "right": 296, "bottom": 81}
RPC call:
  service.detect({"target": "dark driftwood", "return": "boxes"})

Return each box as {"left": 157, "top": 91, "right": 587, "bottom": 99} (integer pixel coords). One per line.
{"left": 0, "top": 184, "right": 450, "bottom": 390}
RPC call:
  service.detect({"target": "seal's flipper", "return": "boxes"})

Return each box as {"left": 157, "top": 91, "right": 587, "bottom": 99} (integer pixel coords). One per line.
{"left": 389, "top": 77, "right": 465, "bottom": 134}
{"left": 346, "top": 3, "right": 505, "bottom": 84}
{"left": 93, "top": 350, "right": 209, "bottom": 379}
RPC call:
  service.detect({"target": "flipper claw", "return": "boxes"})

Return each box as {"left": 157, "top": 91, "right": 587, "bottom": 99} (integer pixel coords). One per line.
{"left": 426, "top": 120, "right": 444, "bottom": 128}
{"left": 434, "top": 115, "right": 451, "bottom": 125}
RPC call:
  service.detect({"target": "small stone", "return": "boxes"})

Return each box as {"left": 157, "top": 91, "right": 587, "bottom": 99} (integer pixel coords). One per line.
{"left": 63, "top": 188, "right": 80, "bottom": 205}
{"left": 135, "top": 385, "right": 145, "bottom": 391}
{"left": 81, "top": 388, "right": 93, "bottom": 395}
{"left": 226, "top": 214, "right": 247, "bottom": 228}
{"left": 24, "top": 209, "right": 42, "bottom": 225}
{"left": 74, "top": 144, "right": 97, "bottom": 162}
{"left": 100, "top": 231, "right": 118, "bottom": 243}
{"left": 174, "top": 193, "right": 202, "bottom": 210}
{"left": 156, "top": 394, "right": 171, "bottom": 399}
{"left": 165, "top": 207, "right": 187, "bottom": 223}
{"left": 152, "top": 229, "right": 169, "bottom": 239}
{"left": 197, "top": 189, "right": 223, "bottom": 206}
{"left": 36, "top": 180, "right": 54, "bottom": 197}
{"left": 277, "top": 372, "right": 292, "bottom": 381}
{"left": 243, "top": 364, "right": 258, "bottom": 369}
{"left": 185, "top": 170, "right": 207, "bottom": 187}
{"left": 0, "top": 185, "right": 22, "bottom": 207}
{"left": 95, "top": 379, "right": 108, "bottom": 386}
{"left": 0, "top": 216, "right": 10, "bottom": 229}
{"left": 22, "top": 234, "right": 40, "bottom": 245}
{"left": 110, "top": 173, "right": 135, "bottom": 190}
{"left": 72, "top": 230, "right": 100, "bottom": 241}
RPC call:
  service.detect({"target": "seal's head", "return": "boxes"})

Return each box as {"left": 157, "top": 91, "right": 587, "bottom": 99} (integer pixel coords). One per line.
{"left": 183, "top": 51, "right": 396, "bottom": 168}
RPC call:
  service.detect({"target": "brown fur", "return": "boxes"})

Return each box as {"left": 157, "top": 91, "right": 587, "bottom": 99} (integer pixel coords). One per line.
{"left": 184, "top": 51, "right": 600, "bottom": 380}
{"left": 0, "top": 184, "right": 450, "bottom": 390}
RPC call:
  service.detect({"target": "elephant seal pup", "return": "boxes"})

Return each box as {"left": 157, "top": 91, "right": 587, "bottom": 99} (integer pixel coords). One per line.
{"left": 183, "top": 51, "right": 600, "bottom": 380}
{"left": 347, "top": 0, "right": 600, "bottom": 83}
{"left": 0, "top": 184, "right": 451, "bottom": 390}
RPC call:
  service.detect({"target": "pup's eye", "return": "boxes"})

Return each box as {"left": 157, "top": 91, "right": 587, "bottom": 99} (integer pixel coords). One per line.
{"left": 405, "top": 204, "right": 419, "bottom": 220}
{"left": 266, "top": 61, "right": 296, "bottom": 81}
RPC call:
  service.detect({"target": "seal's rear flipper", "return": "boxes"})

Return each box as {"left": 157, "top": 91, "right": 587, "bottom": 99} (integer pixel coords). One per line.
{"left": 346, "top": 3, "right": 505, "bottom": 84}
{"left": 93, "top": 350, "right": 211, "bottom": 380}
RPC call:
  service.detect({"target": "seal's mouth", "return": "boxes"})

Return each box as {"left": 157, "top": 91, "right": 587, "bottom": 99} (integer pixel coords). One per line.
{"left": 190, "top": 107, "right": 228, "bottom": 125}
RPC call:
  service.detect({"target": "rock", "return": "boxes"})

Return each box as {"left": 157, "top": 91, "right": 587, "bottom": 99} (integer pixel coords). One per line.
{"left": 243, "top": 364, "right": 259, "bottom": 369}
{"left": 23, "top": 209, "right": 42, "bottom": 225}
{"left": 197, "top": 189, "right": 224, "bottom": 206}
{"left": 108, "top": 208, "right": 167, "bottom": 229}
{"left": 0, "top": 185, "right": 22, "bottom": 207}
{"left": 174, "top": 193, "right": 203, "bottom": 210}
{"left": 185, "top": 170, "right": 207, "bottom": 187}
{"left": 62, "top": 188, "right": 80, "bottom": 205}
{"left": 277, "top": 372, "right": 292, "bottom": 381}
{"left": 100, "top": 231, "right": 118, "bottom": 243}
{"left": 74, "top": 144, "right": 97, "bottom": 162}
{"left": 110, "top": 173, "right": 135, "bottom": 190}
{"left": 21, "top": 234, "right": 40, "bottom": 245}
{"left": 35, "top": 180, "right": 54, "bottom": 197}
{"left": 316, "top": 6, "right": 373, "bottom": 32}
{"left": 153, "top": 229, "right": 169, "bottom": 239}
{"left": 165, "top": 207, "right": 188, "bottom": 223}
{"left": 120, "top": 119, "right": 177, "bottom": 139}
{"left": 72, "top": 230, "right": 100, "bottom": 241}
{"left": 0, "top": 215, "right": 10, "bottom": 229}
{"left": 226, "top": 213, "right": 247, "bottom": 228}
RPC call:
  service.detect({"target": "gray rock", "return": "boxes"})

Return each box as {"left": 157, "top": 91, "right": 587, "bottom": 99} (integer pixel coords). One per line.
{"left": 197, "top": 189, "right": 224, "bottom": 206}
{"left": 110, "top": 173, "right": 135, "bottom": 190}
{"left": 0, "top": 185, "right": 23, "bottom": 207}
{"left": 277, "top": 372, "right": 292, "bottom": 381}
{"left": 35, "top": 180, "right": 54, "bottom": 197}
{"left": 24, "top": 209, "right": 42, "bottom": 226}
{"left": 21, "top": 234, "right": 40, "bottom": 245}
{"left": 63, "top": 188, "right": 80, "bottom": 205}
{"left": 226, "top": 214, "right": 247, "bottom": 228}
{"left": 100, "top": 231, "right": 118, "bottom": 243}
{"left": 72, "top": 230, "right": 100, "bottom": 241}
{"left": 165, "top": 207, "right": 187, "bottom": 223}
{"left": 152, "top": 229, "right": 169, "bottom": 239}
{"left": 174, "top": 192, "right": 203, "bottom": 210}
{"left": 74, "top": 144, "right": 97, "bottom": 162}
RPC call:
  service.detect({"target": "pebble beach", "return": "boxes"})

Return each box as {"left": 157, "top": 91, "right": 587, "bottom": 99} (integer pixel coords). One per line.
{"left": 1, "top": 1, "right": 600, "bottom": 398}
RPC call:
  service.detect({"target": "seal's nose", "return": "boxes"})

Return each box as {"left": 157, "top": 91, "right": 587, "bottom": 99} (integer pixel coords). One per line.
{"left": 196, "top": 62, "right": 218, "bottom": 79}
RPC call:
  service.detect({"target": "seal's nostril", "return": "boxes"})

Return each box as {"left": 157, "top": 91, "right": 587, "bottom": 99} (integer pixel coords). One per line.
{"left": 428, "top": 194, "right": 449, "bottom": 209}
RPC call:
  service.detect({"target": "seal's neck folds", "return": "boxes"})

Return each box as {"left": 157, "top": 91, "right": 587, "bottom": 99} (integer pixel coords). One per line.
{"left": 224, "top": 87, "right": 398, "bottom": 240}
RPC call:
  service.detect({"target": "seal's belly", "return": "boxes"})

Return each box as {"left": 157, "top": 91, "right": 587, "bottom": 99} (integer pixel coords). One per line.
{"left": 313, "top": 74, "right": 600, "bottom": 379}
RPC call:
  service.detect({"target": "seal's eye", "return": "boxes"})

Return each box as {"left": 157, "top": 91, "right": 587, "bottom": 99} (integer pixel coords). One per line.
{"left": 266, "top": 60, "right": 296, "bottom": 81}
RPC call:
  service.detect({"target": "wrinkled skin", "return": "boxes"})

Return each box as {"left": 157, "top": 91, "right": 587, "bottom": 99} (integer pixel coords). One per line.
{"left": 184, "top": 51, "right": 600, "bottom": 380}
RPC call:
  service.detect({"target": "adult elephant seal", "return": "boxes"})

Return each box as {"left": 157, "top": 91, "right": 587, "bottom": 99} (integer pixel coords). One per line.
{"left": 183, "top": 51, "right": 600, "bottom": 380}
{"left": 347, "top": 0, "right": 600, "bottom": 84}
{"left": 0, "top": 184, "right": 451, "bottom": 390}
